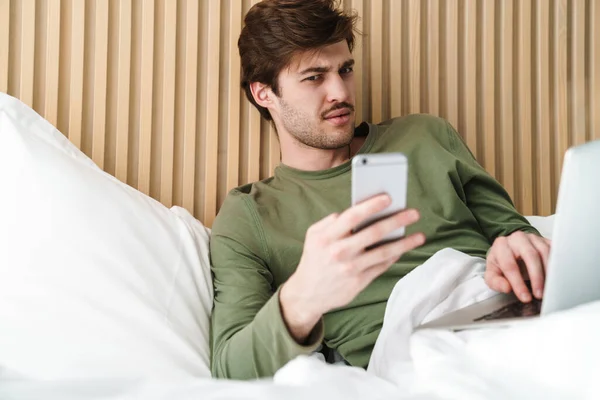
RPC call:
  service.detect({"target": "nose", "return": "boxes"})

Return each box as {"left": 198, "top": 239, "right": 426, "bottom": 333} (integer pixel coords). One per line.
{"left": 325, "top": 74, "right": 352, "bottom": 104}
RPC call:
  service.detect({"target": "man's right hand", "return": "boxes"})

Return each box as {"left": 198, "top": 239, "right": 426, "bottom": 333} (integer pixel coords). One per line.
{"left": 279, "top": 194, "right": 425, "bottom": 343}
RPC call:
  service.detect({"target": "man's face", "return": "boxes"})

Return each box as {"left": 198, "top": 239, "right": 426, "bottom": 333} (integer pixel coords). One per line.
{"left": 270, "top": 40, "right": 356, "bottom": 150}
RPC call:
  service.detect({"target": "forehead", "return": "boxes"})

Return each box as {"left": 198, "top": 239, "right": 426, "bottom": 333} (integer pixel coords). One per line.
{"left": 286, "top": 40, "right": 352, "bottom": 73}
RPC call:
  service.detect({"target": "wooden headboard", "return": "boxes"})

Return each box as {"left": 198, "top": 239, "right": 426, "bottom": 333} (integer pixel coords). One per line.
{"left": 2, "top": 0, "right": 599, "bottom": 227}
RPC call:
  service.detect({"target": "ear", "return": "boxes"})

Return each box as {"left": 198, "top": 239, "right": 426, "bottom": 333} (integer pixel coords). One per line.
{"left": 249, "top": 82, "right": 276, "bottom": 109}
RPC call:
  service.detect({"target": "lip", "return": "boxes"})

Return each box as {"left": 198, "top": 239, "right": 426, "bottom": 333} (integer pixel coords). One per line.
{"left": 324, "top": 108, "right": 352, "bottom": 119}
{"left": 325, "top": 113, "right": 351, "bottom": 126}
{"left": 324, "top": 110, "right": 352, "bottom": 126}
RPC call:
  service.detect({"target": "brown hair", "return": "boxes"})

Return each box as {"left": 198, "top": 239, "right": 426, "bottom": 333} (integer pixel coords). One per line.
{"left": 238, "top": 0, "right": 359, "bottom": 120}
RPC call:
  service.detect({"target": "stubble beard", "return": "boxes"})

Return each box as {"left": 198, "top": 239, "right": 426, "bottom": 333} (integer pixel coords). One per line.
{"left": 279, "top": 98, "right": 355, "bottom": 150}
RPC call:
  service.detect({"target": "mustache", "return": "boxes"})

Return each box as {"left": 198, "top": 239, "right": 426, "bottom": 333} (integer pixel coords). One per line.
{"left": 321, "top": 102, "right": 355, "bottom": 119}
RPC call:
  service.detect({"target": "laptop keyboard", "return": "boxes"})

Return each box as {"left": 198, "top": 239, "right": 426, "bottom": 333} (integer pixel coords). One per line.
{"left": 474, "top": 298, "right": 542, "bottom": 321}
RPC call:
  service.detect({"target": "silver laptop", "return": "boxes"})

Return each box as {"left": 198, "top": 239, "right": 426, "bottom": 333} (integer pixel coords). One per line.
{"left": 417, "top": 139, "right": 600, "bottom": 331}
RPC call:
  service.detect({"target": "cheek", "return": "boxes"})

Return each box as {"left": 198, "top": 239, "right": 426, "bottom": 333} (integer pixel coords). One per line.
{"left": 347, "top": 82, "right": 357, "bottom": 102}
{"left": 284, "top": 87, "right": 329, "bottom": 119}
{"left": 300, "top": 95, "right": 327, "bottom": 118}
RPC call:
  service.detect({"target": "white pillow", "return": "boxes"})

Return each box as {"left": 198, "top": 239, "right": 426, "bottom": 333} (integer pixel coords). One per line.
{"left": 525, "top": 215, "right": 555, "bottom": 239}
{"left": 0, "top": 93, "right": 213, "bottom": 380}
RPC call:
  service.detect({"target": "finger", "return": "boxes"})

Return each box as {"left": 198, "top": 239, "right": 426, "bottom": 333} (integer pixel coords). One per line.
{"left": 352, "top": 232, "right": 426, "bottom": 271}
{"left": 484, "top": 262, "right": 511, "bottom": 293}
{"left": 327, "top": 194, "right": 392, "bottom": 239}
{"left": 360, "top": 257, "right": 398, "bottom": 285}
{"left": 484, "top": 252, "right": 510, "bottom": 293}
{"left": 530, "top": 235, "right": 551, "bottom": 272}
{"left": 494, "top": 237, "right": 532, "bottom": 302}
{"left": 511, "top": 234, "right": 545, "bottom": 300}
{"left": 339, "top": 209, "right": 420, "bottom": 256}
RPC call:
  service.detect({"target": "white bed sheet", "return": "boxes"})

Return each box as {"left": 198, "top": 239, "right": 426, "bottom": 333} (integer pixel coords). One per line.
{"left": 3, "top": 294, "right": 598, "bottom": 400}
{"left": 3, "top": 212, "right": 596, "bottom": 399}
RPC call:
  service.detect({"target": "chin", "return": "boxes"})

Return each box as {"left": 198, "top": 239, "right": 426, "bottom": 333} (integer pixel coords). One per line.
{"left": 339, "top": 122, "right": 355, "bottom": 139}
{"left": 330, "top": 128, "right": 355, "bottom": 149}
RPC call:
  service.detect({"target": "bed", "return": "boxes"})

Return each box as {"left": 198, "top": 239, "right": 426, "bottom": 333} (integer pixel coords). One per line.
{"left": 1, "top": 93, "right": 597, "bottom": 400}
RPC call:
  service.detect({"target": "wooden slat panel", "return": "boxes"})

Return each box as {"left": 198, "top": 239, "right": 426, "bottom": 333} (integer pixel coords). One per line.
{"left": 443, "top": 0, "right": 458, "bottom": 129}
{"left": 114, "top": 0, "right": 132, "bottom": 183}
{"left": 19, "top": 0, "right": 35, "bottom": 107}
{"left": 570, "top": 0, "right": 586, "bottom": 146}
{"left": 245, "top": 103, "right": 261, "bottom": 184}
{"left": 407, "top": 0, "right": 420, "bottom": 114}
{"left": 481, "top": 0, "right": 496, "bottom": 176}
{"left": 159, "top": 0, "right": 176, "bottom": 207}
{"left": 426, "top": 0, "right": 439, "bottom": 116}
{"left": 461, "top": 0, "right": 477, "bottom": 157}
{"left": 91, "top": 0, "right": 109, "bottom": 169}
{"left": 3, "top": 0, "right": 598, "bottom": 224}
{"left": 536, "top": 0, "right": 552, "bottom": 215}
{"left": 43, "top": 0, "right": 61, "bottom": 127}
{"left": 7, "top": 0, "right": 19, "bottom": 98}
{"left": 240, "top": 0, "right": 261, "bottom": 185}
{"left": 553, "top": 0, "right": 568, "bottom": 211}
{"left": 369, "top": 0, "right": 383, "bottom": 122}
{"left": 137, "top": 0, "right": 154, "bottom": 195}
{"left": 517, "top": 0, "right": 534, "bottom": 215}
{"left": 225, "top": 0, "right": 241, "bottom": 196}
{"left": 379, "top": 0, "right": 389, "bottom": 121}
{"left": 67, "top": 0, "right": 85, "bottom": 149}
{"left": 31, "top": 0, "right": 46, "bottom": 118}
{"left": 388, "top": 0, "right": 402, "bottom": 116}
{"left": 499, "top": 0, "right": 515, "bottom": 198}
{"left": 201, "top": 0, "right": 221, "bottom": 226}
{"left": 181, "top": 0, "right": 199, "bottom": 213}
{"left": 591, "top": 0, "right": 600, "bottom": 141}
{"left": 350, "top": 0, "right": 364, "bottom": 122}
{"left": 0, "top": 0, "right": 8, "bottom": 93}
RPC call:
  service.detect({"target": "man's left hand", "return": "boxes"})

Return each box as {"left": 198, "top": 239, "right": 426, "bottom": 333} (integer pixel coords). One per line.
{"left": 485, "top": 231, "right": 552, "bottom": 303}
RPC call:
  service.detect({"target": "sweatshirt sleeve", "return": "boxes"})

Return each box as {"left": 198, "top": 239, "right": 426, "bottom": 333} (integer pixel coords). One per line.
{"left": 445, "top": 121, "right": 541, "bottom": 241}
{"left": 209, "top": 192, "right": 324, "bottom": 380}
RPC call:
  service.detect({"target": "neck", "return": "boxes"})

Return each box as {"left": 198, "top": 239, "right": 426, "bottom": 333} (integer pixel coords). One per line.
{"left": 279, "top": 137, "right": 351, "bottom": 171}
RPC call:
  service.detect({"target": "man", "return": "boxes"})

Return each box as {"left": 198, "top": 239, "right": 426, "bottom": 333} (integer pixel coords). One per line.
{"left": 209, "top": 0, "right": 551, "bottom": 380}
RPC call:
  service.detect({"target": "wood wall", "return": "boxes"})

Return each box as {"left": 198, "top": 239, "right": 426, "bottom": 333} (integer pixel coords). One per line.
{"left": 2, "top": 0, "right": 599, "bottom": 225}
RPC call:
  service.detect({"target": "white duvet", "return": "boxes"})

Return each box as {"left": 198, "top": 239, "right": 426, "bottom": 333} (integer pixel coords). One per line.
{"left": 3, "top": 244, "right": 599, "bottom": 399}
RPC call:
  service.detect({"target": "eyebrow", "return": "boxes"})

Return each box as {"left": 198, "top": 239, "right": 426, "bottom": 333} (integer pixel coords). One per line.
{"left": 298, "top": 59, "right": 355, "bottom": 76}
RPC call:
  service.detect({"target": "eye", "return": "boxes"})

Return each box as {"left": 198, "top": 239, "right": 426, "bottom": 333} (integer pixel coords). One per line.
{"left": 303, "top": 75, "right": 322, "bottom": 82}
{"left": 340, "top": 66, "right": 354, "bottom": 75}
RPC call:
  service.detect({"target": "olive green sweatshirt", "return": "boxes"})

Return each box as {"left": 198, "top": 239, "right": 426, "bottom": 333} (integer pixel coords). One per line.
{"left": 209, "top": 114, "right": 538, "bottom": 380}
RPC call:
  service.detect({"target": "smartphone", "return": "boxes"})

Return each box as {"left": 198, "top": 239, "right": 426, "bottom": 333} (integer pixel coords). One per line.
{"left": 351, "top": 152, "right": 408, "bottom": 246}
